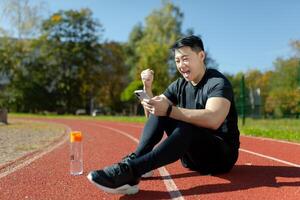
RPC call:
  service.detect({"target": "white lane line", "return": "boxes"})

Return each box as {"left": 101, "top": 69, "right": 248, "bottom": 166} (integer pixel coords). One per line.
{"left": 157, "top": 167, "right": 184, "bottom": 200}
{"left": 242, "top": 135, "right": 300, "bottom": 146}
{"left": 89, "top": 121, "right": 300, "bottom": 198}
{"left": 105, "top": 123, "right": 300, "bottom": 166}
{"left": 128, "top": 124, "right": 300, "bottom": 149}
{"left": 118, "top": 124, "right": 300, "bottom": 168}
{"left": 106, "top": 124, "right": 300, "bottom": 165}
{"left": 240, "top": 148, "right": 300, "bottom": 168}
{"left": 116, "top": 123, "right": 300, "bottom": 147}
{"left": 86, "top": 122, "right": 184, "bottom": 200}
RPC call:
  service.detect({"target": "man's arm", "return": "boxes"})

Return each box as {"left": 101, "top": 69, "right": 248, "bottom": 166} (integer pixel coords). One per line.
{"left": 144, "top": 95, "right": 230, "bottom": 130}
{"left": 141, "top": 69, "right": 154, "bottom": 118}
{"left": 140, "top": 89, "right": 153, "bottom": 118}
{"left": 169, "top": 97, "right": 230, "bottom": 130}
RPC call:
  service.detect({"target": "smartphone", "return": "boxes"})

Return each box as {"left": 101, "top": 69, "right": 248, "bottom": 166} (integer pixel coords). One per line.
{"left": 134, "top": 90, "right": 150, "bottom": 100}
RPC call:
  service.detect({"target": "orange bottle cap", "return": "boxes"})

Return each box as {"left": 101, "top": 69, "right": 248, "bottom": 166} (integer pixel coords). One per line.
{"left": 70, "top": 131, "right": 82, "bottom": 142}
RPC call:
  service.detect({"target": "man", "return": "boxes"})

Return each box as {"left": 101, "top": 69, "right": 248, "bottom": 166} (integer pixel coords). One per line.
{"left": 87, "top": 35, "right": 240, "bottom": 195}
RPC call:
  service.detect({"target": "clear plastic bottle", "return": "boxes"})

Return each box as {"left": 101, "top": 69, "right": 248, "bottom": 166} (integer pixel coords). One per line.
{"left": 70, "top": 131, "right": 83, "bottom": 175}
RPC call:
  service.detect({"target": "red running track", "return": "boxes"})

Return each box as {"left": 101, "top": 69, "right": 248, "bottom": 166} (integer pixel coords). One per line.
{"left": 0, "top": 118, "right": 299, "bottom": 200}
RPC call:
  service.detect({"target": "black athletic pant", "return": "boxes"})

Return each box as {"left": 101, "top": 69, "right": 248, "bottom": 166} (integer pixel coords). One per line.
{"left": 130, "top": 114, "right": 238, "bottom": 176}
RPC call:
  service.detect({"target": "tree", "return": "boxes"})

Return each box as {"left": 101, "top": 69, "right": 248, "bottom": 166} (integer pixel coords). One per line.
{"left": 244, "top": 69, "right": 263, "bottom": 117}
{"left": 122, "top": 0, "right": 184, "bottom": 104}
{"left": 259, "top": 70, "right": 275, "bottom": 117}
{"left": 248, "top": 40, "right": 300, "bottom": 118}
{"left": 124, "top": 23, "right": 144, "bottom": 80}
{"left": 0, "top": 36, "right": 32, "bottom": 112}
{"left": 135, "top": 1, "right": 183, "bottom": 93}
{"left": 265, "top": 56, "right": 300, "bottom": 117}
{"left": 227, "top": 72, "right": 250, "bottom": 116}
{"left": 0, "top": 0, "right": 47, "bottom": 112}
{"left": 32, "top": 8, "right": 103, "bottom": 113}
{"left": 272, "top": 57, "right": 299, "bottom": 89}
{"left": 291, "top": 40, "right": 300, "bottom": 57}
{"left": 120, "top": 1, "right": 185, "bottom": 115}
{"left": 95, "top": 42, "right": 129, "bottom": 113}
{"left": 0, "top": 0, "right": 47, "bottom": 39}
{"left": 265, "top": 88, "right": 300, "bottom": 117}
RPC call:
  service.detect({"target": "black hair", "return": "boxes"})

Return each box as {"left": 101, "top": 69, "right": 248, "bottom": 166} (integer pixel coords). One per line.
{"left": 171, "top": 35, "right": 204, "bottom": 53}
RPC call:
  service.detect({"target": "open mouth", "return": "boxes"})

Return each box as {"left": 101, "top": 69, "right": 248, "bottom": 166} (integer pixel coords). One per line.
{"left": 180, "top": 69, "right": 190, "bottom": 78}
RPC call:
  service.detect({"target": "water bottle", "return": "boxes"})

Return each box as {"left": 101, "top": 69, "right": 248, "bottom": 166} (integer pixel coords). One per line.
{"left": 70, "top": 131, "right": 83, "bottom": 175}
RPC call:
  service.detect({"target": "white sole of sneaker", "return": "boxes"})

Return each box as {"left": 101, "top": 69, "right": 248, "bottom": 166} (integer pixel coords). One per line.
{"left": 141, "top": 170, "right": 154, "bottom": 178}
{"left": 87, "top": 173, "right": 139, "bottom": 195}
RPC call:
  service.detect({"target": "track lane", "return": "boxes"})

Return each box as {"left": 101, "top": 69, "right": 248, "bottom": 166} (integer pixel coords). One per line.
{"left": 92, "top": 121, "right": 300, "bottom": 200}
{"left": 163, "top": 149, "right": 300, "bottom": 200}
{"left": 82, "top": 121, "right": 184, "bottom": 200}
{"left": 1, "top": 118, "right": 299, "bottom": 200}
{"left": 0, "top": 119, "right": 173, "bottom": 200}
{"left": 239, "top": 136, "right": 300, "bottom": 165}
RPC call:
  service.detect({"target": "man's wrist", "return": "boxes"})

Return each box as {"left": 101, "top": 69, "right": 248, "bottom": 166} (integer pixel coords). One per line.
{"left": 143, "top": 87, "right": 153, "bottom": 98}
{"left": 166, "top": 104, "right": 173, "bottom": 117}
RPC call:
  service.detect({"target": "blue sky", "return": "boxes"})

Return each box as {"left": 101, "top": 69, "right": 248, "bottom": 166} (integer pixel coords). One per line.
{"left": 1, "top": 0, "right": 300, "bottom": 75}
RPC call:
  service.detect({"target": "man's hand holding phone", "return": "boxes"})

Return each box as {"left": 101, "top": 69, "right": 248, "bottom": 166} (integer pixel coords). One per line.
{"left": 134, "top": 90, "right": 150, "bottom": 101}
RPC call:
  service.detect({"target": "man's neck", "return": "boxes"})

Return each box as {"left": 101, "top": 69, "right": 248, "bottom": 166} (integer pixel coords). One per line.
{"left": 191, "top": 66, "right": 206, "bottom": 86}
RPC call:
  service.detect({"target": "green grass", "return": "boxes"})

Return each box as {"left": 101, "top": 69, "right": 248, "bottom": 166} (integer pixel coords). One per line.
{"left": 238, "top": 118, "right": 300, "bottom": 143}
{"left": 9, "top": 113, "right": 300, "bottom": 143}
{"left": 9, "top": 113, "right": 147, "bottom": 123}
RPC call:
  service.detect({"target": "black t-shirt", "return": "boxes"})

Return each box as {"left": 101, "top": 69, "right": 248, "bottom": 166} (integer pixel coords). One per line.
{"left": 163, "top": 68, "right": 240, "bottom": 149}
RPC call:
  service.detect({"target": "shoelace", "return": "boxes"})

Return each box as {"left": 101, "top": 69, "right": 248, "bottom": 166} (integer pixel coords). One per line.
{"left": 107, "top": 162, "right": 130, "bottom": 177}
{"left": 122, "top": 153, "right": 136, "bottom": 161}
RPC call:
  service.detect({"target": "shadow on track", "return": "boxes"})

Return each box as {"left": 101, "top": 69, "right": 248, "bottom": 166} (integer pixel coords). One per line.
{"left": 119, "top": 165, "right": 300, "bottom": 199}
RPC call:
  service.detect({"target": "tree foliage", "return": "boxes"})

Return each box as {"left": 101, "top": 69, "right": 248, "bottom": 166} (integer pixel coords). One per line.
{"left": 230, "top": 41, "right": 300, "bottom": 118}
{"left": 96, "top": 42, "right": 129, "bottom": 113}
{"left": 34, "top": 9, "right": 104, "bottom": 113}
{"left": 0, "top": 8, "right": 105, "bottom": 113}
{"left": 0, "top": 1, "right": 299, "bottom": 117}
{"left": 122, "top": 0, "right": 183, "bottom": 101}
{"left": 264, "top": 55, "right": 300, "bottom": 117}
{"left": 0, "top": 0, "right": 46, "bottom": 39}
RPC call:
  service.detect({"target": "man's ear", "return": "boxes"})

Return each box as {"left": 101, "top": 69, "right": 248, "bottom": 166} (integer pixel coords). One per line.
{"left": 198, "top": 51, "right": 205, "bottom": 62}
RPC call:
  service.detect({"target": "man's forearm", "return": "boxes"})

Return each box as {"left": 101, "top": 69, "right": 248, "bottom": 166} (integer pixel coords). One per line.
{"left": 169, "top": 106, "right": 220, "bottom": 130}
{"left": 144, "top": 87, "right": 153, "bottom": 98}
{"left": 143, "top": 87, "right": 153, "bottom": 118}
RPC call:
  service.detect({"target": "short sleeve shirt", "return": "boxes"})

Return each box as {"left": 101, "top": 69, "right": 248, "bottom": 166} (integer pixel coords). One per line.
{"left": 163, "top": 68, "right": 240, "bottom": 148}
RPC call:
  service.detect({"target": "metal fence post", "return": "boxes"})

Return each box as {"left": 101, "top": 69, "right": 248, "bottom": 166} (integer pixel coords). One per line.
{"left": 240, "top": 74, "right": 246, "bottom": 125}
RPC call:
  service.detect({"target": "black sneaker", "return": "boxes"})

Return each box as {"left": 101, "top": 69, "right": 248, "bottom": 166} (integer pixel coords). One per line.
{"left": 87, "top": 160, "right": 140, "bottom": 195}
{"left": 122, "top": 153, "right": 137, "bottom": 162}
{"left": 122, "top": 153, "right": 154, "bottom": 178}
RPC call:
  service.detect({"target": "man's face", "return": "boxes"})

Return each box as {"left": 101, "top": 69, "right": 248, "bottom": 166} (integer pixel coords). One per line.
{"left": 174, "top": 46, "right": 205, "bottom": 83}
